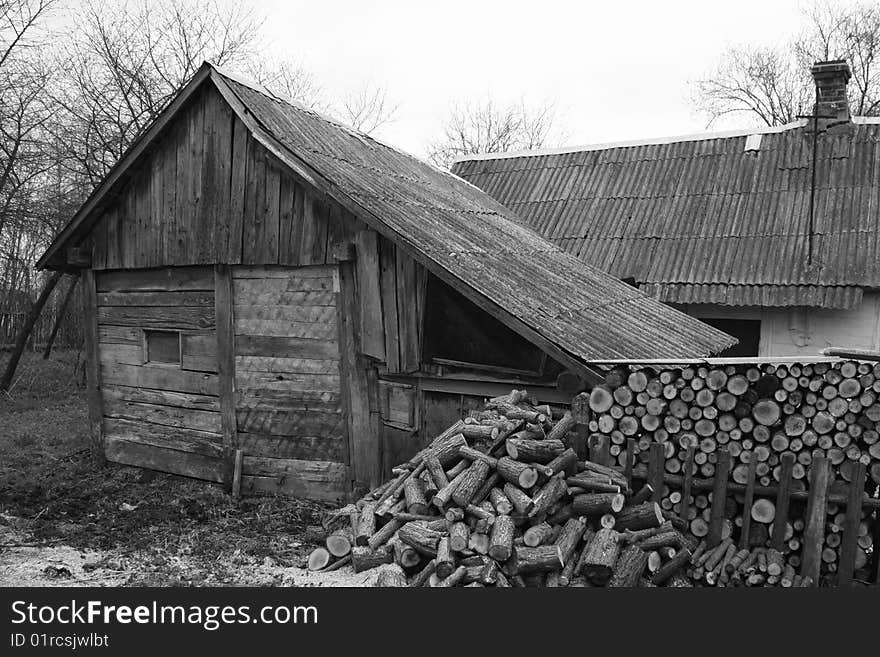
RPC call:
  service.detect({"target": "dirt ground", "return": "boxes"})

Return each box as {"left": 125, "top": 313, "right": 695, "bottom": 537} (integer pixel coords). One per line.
{"left": 0, "top": 351, "right": 375, "bottom": 587}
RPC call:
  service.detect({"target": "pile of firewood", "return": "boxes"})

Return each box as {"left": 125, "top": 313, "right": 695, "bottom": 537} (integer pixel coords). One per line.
{"left": 308, "top": 390, "right": 698, "bottom": 587}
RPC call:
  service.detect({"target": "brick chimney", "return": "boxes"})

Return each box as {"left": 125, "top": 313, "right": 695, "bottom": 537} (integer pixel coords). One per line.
{"left": 810, "top": 60, "right": 851, "bottom": 129}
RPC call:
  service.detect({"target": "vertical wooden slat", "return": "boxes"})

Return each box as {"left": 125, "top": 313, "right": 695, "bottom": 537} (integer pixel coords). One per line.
{"left": 227, "top": 116, "right": 248, "bottom": 264}
{"left": 624, "top": 437, "right": 635, "bottom": 492}
{"left": 836, "top": 461, "right": 865, "bottom": 586}
{"left": 337, "top": 260, "right": 378, "bottom": 496}
{"left": 214, "top": 264, "right": 236, "bottom": 490}
{"left": 378, "top": 238, "right": 400, "bottom": 372}
{"left": 262, "top": 162, "right": 281, "bottom": 263}
{"left": 679, "top": 444, "right": 695, "bottom": 522}
{"left": 81, "top": 269, "right": 106, "bottom": 467}
{"left": 739, "top": 458, "right": 758, "bottom": 549}
{"left": 570, "top": 392, "right": 589, "bottom": 461}
{"left": 801, "top": 456, "right": 831, "bottom": 585}
{"left": 278, "top": 175, "right": 295, "bottom": 265}
{"left": 771, "top": 452, "right": 796, "bottom": 551}
{"left": 648, "top": 442, "right": 664, "bottom": 503}
{"left": 354, "top": 229, "right": 385, "bottom": 361}
{"left": 707, "top": 448, "right": 731, "bottom": 547}
{"left": 396, "top": 251, "right": 420, "bottom": 372}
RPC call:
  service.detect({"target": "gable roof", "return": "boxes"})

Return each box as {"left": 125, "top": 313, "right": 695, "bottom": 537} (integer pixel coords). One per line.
{"left": 38, "top": 63, "right": 735, "bottom": 365}
{"left": 452, "top": 119, "right": 880, "bottom": 310}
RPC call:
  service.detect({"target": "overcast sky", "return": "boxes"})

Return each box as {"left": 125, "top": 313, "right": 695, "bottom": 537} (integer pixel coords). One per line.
{"left": 255, "top": 0, "right": 843, "bottom": 158}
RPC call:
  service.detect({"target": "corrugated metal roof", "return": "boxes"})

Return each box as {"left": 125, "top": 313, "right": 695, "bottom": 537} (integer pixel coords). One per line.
{"left": 213, "top": 69, "right": 734, "bottom": 361}
{"left": 453, "top": 122, "right": 880, "bottom": 309}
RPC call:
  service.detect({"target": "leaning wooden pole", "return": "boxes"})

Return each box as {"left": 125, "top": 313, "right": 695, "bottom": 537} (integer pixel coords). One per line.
{"left": 42, "top": 273, "right": 79, "bottom": 360}
{"left": 0, "top": 270, "right": 63, "bottom": 392}
{"left": 800, "top": 457, "right": 830, "bottom": 585}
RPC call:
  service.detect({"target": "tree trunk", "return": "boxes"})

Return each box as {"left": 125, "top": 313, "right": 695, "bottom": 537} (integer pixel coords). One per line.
{"left": 42, "top": 273, "right": 78, "bottom": 360}
{"left": 0, "top": 270, "right": 62, "bottom": 392}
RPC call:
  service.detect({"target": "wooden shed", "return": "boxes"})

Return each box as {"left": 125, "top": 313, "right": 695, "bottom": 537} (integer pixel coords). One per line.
{"left": 38, "top": 63, "right": 734, "bottom": 501}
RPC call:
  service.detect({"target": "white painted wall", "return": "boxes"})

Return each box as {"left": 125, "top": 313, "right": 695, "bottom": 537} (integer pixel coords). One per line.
{"left": 682, "top": 291, "right": 880, "bottom": 357}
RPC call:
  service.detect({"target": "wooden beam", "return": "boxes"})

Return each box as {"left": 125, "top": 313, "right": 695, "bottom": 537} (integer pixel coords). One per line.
{"left": 836, "top": 462, "right": 866, "bottom": 587}
{"left": 81, "top": 269, "right": 106, "bottom": 467}
{"left": 214, "top": 265, "right": 237, "bottom": 490}
{"left": 738, "top": 458, "right": 758, "bottom": 550}
{"left": 647, "top": 442, "right": 665, "bottom": 503}
{"left": 354, "top": 230, "right": 385, "bottom": 361}
{"left": 679, "top": 445, "right": 695, "bottom": 523}
{"left": 707, "top": 448, "right": 731, "bottom": 548}
{"left": 801, "top": 456, "right": 830, "bottom": 585}
{"left": 770, "top": 452, "right": 796, "bottom": 551}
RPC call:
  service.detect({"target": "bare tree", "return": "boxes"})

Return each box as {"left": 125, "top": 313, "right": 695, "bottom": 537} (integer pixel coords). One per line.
{"left": 0, "top": 0, "right": 56, "bottom": 69}
{"left": 338, "top": 83, "right": 398, "bottom": 134}
{"left": 427, "top": 97, "right": 561, "bottom": 169}
{"left": 244, "top": 56, "right": 327, "bottom": 110}
{"left": 694, "top": 1, "right": 880, "bottom": 127}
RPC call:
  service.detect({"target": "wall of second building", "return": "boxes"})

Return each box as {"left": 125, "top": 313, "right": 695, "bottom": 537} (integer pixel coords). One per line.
{"left": 683, "top": 291, "right": 880, "bottom": 357}
{"left": 95, "top": 266, "right": 225, "bottom": 483}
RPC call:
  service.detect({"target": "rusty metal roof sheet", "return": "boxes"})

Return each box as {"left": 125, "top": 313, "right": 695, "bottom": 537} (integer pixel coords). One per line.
{"left": 452, "top": 121, "right": 880, "bottom": 309}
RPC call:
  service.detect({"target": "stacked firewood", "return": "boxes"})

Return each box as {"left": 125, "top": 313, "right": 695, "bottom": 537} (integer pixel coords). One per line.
{"left": 587, "top": 359, "right": 879, "bottom": 585}
{"left": 309, "top": 390, "right": 695, "bottom": 587}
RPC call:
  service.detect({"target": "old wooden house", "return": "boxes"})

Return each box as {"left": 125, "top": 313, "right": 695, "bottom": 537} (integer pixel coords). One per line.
{"left": 38, "top": 63, "right": 733, "bottom": 501}
{"left": 454, "top": 60, "right": 880, "bottom": 359}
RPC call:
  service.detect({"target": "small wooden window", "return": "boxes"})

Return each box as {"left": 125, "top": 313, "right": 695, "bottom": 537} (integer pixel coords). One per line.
{"left": 144, "top": 330, "right": 181, "bottom": 365}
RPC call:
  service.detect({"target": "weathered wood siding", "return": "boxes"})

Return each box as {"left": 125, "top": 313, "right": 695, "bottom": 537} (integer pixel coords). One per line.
{"left": 95, "top": 267, "right": 225, "bottom": 482}
{"left": 90, "top": 85, "right": 358, "bottom": 270}
{"left": 233, "top": 265, "right": 350, "bottom": 501}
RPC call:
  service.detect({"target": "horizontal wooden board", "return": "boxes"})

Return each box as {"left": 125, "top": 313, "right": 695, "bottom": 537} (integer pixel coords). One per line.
{"left": 99, "top": 342, "right": 143, "bottom": 366}
{"left": 235, "top": 356, "right": 339, "bottom": 375}
{"left": 97, "top": 291, "right": 214, "bottom": 307}
{"left": 236, "top": 408, "right": 343, "bottom": 437}
{"left": 240, "top": 457, "right": 349, "bottom": 501}
{"left": 237, "top": 432, "right": 347, "bottom": 462}
{"left": 232, "top": 304, "right": 336, "bottom": 323}
{"left": 98, "top": 325, "right": 142, "bottom": 345}
{"left": 104, "top": 417, "right": 223, "bottom": 458}
{"left": 233, "top": 276, "right": 334, "bottom": 294}
{"left": 235, "top": 371, "right": 340, "bottom": 394}
{"left": 97, "top": 267, "right": 214, "bottom": 292}
{"left": 98, "top": 305, "right": 215, "bottom": 330}
{"left": 233, "top": 320, "right": 337, "bottom": 340}
{"left": 100, "top": 362, "right": 219, "bottom": 395}
{"left": 103, "top": 384, "right": 220, "bottom": 411}
{"left": 105, "top": 436, "right": 224, "bottom": 483}
{"left": 104, "top": 397, "right": 222, "bottom": 433}
{"left": 231, "top": 290, "right": 335, "bottom": 307}
{"left": 237, "top": 389, "right": 341, "bottom": 409}
{"left": 181, "top": 332, "right": 217, "bottom": 372}
{"left": 235, "top": 335, "right": 339, "bottom": 359}
{"left": 232, "top": 265, "right": 335, "bottom": 280}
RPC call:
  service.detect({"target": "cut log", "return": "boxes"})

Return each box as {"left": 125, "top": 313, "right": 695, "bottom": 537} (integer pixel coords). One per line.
{"left": 489, "top": 487, "right": 514, "bottom": 515}
{"left": 571, "top": 492, "right": 626, "bottom": 517}
{"left": 546, "top": 448, "right": 578, "bottom": 477}
{"left": 529, "top": 474, "right": 567, "bottom": 518}
{"left": 752, "top": 400, "right": 781, "bottom": 426}
{"left": 374, "top": 564, "right": 408, "bottom": 587}
{"left": 496, "top": 457, "right": 539, "bottom": 488}
{"left": 435, "top": 565, "right": 468, "bottom": 588}
{"left": 390, "top": 537, "right": 421, "bottom": 568}
{"left": 589, "top": 385, "right": 614, "bottom": 413}
{"left": 435, "top": 537, "right": 455, "bottom": 578}
{"left": 449, "top": 521, "right": 469, "bottom": 552}
{"left": 581, "top": 528, "right": 621, "bottom": 586}
{"left": 503, "top": 483, "right": 535, "bottom": 515}
{"left": 750, "top": 498, "right": 776, "bottom": 524}
{"left": 398, "top": 522, "right": 442, "bottom": 557}
{"left": 511, "top": 545, "right": 564, "bottom": 575}
{"left": 308, "top": 547, "right": 331, "bottom": 571}
{"left": 614, "top": 502, "right": 664, "bottom": 531}
{"left": 652, "top": 547, "right": 693, "bottom": 586}
{"left": 608, "top": 544, "right": 648, "bottom": 587}
{"left": 356, "top": 503, "right": 377, "bottom": 547}
{"left": 351, "top": 546, "right": 393, "bottom": 573}
{"left": 523, "top": 521, "right": 555, "bottom": 547}
{"left": 451, "top": 458, "right": 491, "bottom": 507}
{"left": 488, "top": 515, "right": 515, "bottom": 561}
{"left": 326, "top": 529, "right": 353, "bottom": 557}
{"left": 403, "top": 477, "right": 429, "bottom": 516}
{"left": 506, "top": 438, "right": 565, "bottom": 464}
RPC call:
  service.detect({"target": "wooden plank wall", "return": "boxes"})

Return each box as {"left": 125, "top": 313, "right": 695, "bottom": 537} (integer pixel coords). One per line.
{"left": 95, "top": 267, "right": 225, "bottom": 482}
{"left": 90, "top": 85, "right": 359, "bottom": 272}
{"left": 232, "top": 265, "right": 350, "bottom": 501}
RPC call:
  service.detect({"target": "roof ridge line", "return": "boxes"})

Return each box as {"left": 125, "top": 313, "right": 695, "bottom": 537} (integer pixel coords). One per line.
{"left": 453, "top": 119, "right": 815, "bottom": 163}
